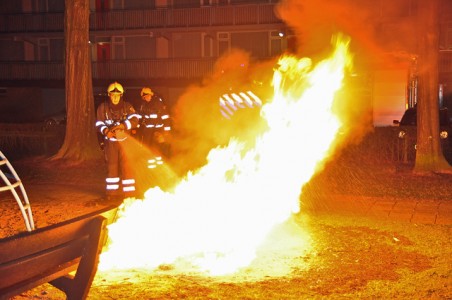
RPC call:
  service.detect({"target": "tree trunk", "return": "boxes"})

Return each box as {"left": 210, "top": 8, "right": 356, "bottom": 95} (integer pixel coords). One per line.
{"left": 414, "top": 0, "right": 451, "bottom": 174}
{"left": 53, "top": 0, "right": 100, "bottom": 163}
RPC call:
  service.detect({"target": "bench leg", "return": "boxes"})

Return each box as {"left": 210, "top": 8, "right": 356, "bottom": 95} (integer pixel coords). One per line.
{"left": 50, "top": 216, "right": 107, "bottom": 300}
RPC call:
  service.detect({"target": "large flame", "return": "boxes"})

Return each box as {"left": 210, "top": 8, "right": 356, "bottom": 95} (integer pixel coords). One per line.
{"left": 99, "top": 35, "right": 352, "bottom": 276}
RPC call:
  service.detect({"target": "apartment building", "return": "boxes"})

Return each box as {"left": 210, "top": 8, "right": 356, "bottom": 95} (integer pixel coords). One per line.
{"left": 0, "top": 0, "right": 287, "bottom": 121}
{"left": 0, "top": 0, "right": 452, "bottom": 123}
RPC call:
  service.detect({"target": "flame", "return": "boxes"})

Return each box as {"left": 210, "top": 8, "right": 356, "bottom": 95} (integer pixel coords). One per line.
{"left": 99, "top": 35, "right": 352, "bottom": 276}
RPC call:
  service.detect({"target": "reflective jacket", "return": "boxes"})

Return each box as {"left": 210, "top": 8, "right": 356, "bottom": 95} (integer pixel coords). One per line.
{"left": 95, "top": 100, "right": 140, "bottom": 142}
{"left": 219, "top": 90, "right": 262, "bottom": 119}
{"left": 137, "top": 95, "right": 171, "bottom": 132}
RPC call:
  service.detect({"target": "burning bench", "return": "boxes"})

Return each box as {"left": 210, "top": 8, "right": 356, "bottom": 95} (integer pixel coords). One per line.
{"left": 0, "top": 206, "right": 117, "bottom": 300}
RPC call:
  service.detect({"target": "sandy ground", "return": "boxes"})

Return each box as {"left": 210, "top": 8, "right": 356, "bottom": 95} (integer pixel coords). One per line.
{"left": 1, "top": 155, "right": 451, "bottom": 299}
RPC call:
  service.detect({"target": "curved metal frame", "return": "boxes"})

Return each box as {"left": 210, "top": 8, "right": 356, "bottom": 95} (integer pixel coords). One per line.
{"left": 0, "top": 151, "right": 34, "bottom": 232}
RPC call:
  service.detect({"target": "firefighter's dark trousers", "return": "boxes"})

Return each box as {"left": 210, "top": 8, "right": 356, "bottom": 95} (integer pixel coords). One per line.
{"left": 104, "top": 139, "right": 136, "bottom": 199}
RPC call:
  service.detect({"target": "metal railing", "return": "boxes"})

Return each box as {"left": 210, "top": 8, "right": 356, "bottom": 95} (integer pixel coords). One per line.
{"left": 3, "top": 51, "right": 452, "bottom": 82}
{"left": 0, "top": 4, "right": 281, "bottom": 33}
{"left": 0, "top": 61, "right": 64, "bottom": 80}
{"left": 92, "top": 58, "right": 217, "bottom": 80}
{"left": 0, "top": 58, "right": 217, "bottom": 81}
{"left": 0, "top": 12, "right": 63, "bottom": 32}
{"left": 91, "top": 5, "right": 281, "bottom": 30}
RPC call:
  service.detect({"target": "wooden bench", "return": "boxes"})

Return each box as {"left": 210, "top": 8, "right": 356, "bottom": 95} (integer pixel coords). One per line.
{"left": 0, "top": 206, "right": 117, "bottom": 300}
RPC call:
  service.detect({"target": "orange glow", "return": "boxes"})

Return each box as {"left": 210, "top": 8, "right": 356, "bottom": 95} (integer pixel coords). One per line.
{"left": 99, "top": 35, "right": 352, "bottom": 276}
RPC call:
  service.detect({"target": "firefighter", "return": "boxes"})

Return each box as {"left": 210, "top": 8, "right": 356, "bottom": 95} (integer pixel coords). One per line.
{"left": 137, "top": 87, "right": 172, "bottom": 170}
{"left": 95, "top": 81, "right": 140, "bottom": 201}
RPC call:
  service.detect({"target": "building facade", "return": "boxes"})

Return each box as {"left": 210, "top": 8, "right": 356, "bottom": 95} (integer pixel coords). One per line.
{"left": 0, "top": 0, "right": 452, "bottom": 123}
{"left": 0, "top": 0, "right": 288, "bottom": 121}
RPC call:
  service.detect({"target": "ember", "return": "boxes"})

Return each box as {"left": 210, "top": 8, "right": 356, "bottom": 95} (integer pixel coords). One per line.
{"left": 99, "top": 35, "right": 352, "bottom": 276}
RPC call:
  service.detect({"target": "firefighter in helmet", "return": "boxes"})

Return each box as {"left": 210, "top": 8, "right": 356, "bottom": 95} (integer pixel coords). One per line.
{"left": 137, "top": 87, "right": 172, "bottom": 170}
{"left": 95, "top": 81, "right": 140, "bottom": 201}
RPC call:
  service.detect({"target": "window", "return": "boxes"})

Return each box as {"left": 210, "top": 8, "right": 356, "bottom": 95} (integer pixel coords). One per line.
{"left": 38, "top": 38, "right": 50, "bottom": 61}
{"left": 112, "top": 0, "right": 124, "bottom": 10}
{"left": 201, "top": 0, "right": 213, "bottom": 6}
{"left": 218, "top": 32, "right": 230, "bottom": 56}
{"left": 126, "top": 36, "right": 156, "bottom": 59}
{"left": 34, "top": 0, "right": 64, "bottom": 12}
{"left": 173, "top": 0, "right": 200, "bottom": 8}
{"left": 47, "top": 0, "right": 64, "bottom": 12}
{"left": 23, "top": 41, "right": 34, "bottom": 61}
{"left": 202, "top": 33, "right": 214, "bottom": 57}
{"left": 269, "top": 30, "right": 283, "bottom": 57}
{"left": 96, "top": 0, "right": 110, "bottom": 11}
{"left": 217, "top": 31, "right": 275, "bottom": 58}
{"left": 230, "top": 31, "right": 267, "bottom": 57}
{"left": 446, "top": 28, "right": 452, "bottom": 50}
{"left": 112, "top": 36, "right": 125, "bottom": 60}
{"left": 96, "top": 37, "right": 111, "bottom": 61}
{"left": 50, "top": 38, "right": 64, "bottom": 61}
{"left": 125, "top": 0, "right": 155, "bottom": 9}
{"left": 0, "top": 88, "right": 6, "bottom": 98}
{"left": 37, "top": 0, "right": 48, "bottom": 12}
{"left": 173, "top": 33, "right": 201, "bottom": 58}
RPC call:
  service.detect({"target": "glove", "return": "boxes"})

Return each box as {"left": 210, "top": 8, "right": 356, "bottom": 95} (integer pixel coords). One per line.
{"left": 105, "top": 129, "right": 115, "bottom": 139}
{"left": 110, "top": 123, "right": 126, "bottom": 133}
{"left": 115, "top": 129, "right": 126, "bottom": 139}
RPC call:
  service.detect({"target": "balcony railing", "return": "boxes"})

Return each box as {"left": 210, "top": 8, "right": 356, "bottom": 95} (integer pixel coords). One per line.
{"left": 91, "top": 5, "right": 281, "bottom": 30}
{"left": 93, "top": 59, "right": 216, "bottom": 80}
{"left": 0, "top": 61, "right": 64, "bottom": 80}
{"left": 0, "top": 12, "right": 63, "bottom": 32}
{"left": 0, "top": 59, "right": 217, "bottom": 81}
{"left": 2, "top": 51, "right": 452, "bottom": 83}
{"left": 0, "top": 4, "right": 281, "bottom": 33}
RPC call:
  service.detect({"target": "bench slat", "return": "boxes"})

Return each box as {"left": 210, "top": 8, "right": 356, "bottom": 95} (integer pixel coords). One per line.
{"left": 0, "top": 221, "right": 91, "bottom": 264}
{"left": 0, "top": 205, "right": 116, "bottom": 264}
{"left": 0, "top": 259, "right": 79, "bottom": 298}
{"left": 0, "top": 236, "right": 87, "bottom": 289}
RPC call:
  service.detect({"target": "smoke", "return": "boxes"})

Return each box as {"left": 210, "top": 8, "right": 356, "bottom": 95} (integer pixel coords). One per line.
{"left": 276, "top": 0, "right": 372, "bottom": 57}
{"left": 277, "top": 0, "right": 379, "bottom": 147}
{"left": 170, "top": 49, "right": 275, "bottom": 176}
{"left": 275, "top": 0, "right": 418, "bottom": 148}
{"left": 276, "top": 0, "right": 417, "bottom": 67}
{"left": 170, "top": 1, "right": 420, "bottom": 175}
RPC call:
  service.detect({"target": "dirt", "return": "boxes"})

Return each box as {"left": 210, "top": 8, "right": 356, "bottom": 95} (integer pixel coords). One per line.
{"left": 0, "top": 157, "right": 108, "bottom": 237}
{"left": 1, "top": 155, "right": 451, "bottom": 299}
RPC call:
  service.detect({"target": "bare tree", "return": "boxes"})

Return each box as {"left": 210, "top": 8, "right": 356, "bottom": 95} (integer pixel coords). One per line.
{"left": 414, "top": 0, "right": 452, "bottom": 173}
{"left": 53, "top": 0, "right": 100, "bottom": 162}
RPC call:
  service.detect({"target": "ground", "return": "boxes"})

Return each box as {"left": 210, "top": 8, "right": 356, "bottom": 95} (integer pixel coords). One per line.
{"left": 1, "top": 153, "right": 451, "bottom": 299}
